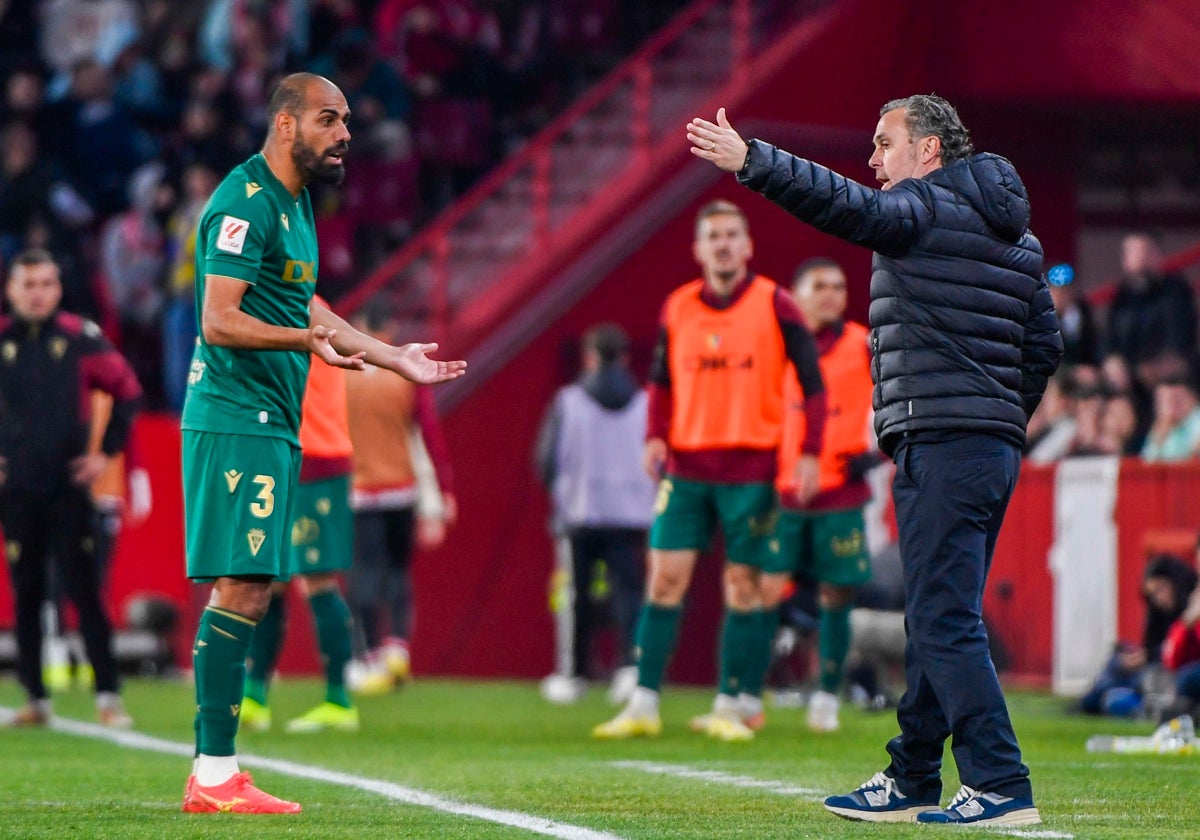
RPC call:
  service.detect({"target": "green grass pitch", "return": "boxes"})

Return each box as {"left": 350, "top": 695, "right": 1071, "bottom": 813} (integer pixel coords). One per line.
{"left": 1, "top": 676, "right": 1196, "bottom": 839}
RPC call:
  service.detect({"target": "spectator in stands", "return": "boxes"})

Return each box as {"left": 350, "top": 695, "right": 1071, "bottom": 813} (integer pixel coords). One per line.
{"left": 1106, "top": 232, "right": 1198, "bottom": 388}
{"left": 1079, "top": 553, "right": 1196, "bottom": 718}
{"left": 100, "top": 160, "right": 170, "bottom": 407}
{"left": 0, "top": 121, "right": 92, "bottom": 261}
{"left": 50, "top": 58, "right": 158, "bottom": 216}
{"left": 1064, "top": 379, "right": 1109, "bottom": 458}
{"left": 162, "top": 161, "right": 218, "bottom": 412}
{"left": 1157, "top": 550, "right": 1200, "bottom": 722}
{"left": 0, "top": 248, "right": 141, "bottom": 729}
{"left": 345, "top": 301, "right": 458, "bottom": 692}
{"left": 1025, "top": 369, "right": 1078, "bottom": 463}
{"left": 1046, "top": 262, "right": 1101, "bottom": 369}
{"left": 1141, "top": 371, "right": 1200, "bottom": 462}
{"left": 1099, "top": 390, "right": 1144, "bottom": 456}
{"left": 534, "top": 323, "right": 654, "bottom": 705}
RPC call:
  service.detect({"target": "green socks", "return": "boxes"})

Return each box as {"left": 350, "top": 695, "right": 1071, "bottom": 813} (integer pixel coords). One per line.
{"left": 818, "top": 603, "right": 852, "bottom": 694}
{"left": 243, "top": 594, "right": 286, "bottom": 705}
{"left": 634, "top": 603, "right": 683, "bottom": 692}
{"left": 741, "top": 606, "right": 778, "bottom": 698}
{"left": 718, "top": 608, "right": 761, "bottom": 696}
{"left": 194, "top": 606, "right": 256, "bottom": 757}
{"left": 310, "top": 589, "right": 353, "bottom": 708}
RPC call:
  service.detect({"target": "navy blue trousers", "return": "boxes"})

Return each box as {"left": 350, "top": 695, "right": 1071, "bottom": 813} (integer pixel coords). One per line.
{"left": 884, "top": 433, "right": 1032, "bottom": 801}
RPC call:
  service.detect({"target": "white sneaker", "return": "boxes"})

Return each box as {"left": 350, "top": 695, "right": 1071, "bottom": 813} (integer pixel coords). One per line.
{"left": 807, "top": 690, "right": 840, "bottom": 732}
{"left": 606, "top": 665, "right": 639, "bottom": 706}
{"left": 540, "top": 674, "right": 586, "bottom": 705}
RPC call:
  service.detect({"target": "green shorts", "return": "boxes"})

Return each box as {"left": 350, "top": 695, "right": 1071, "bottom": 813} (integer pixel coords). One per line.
{"left": 290, "top": 474, "right": 353, "bottom": 575}
{"left": 649, "top": 476, "right": 784, "bottom": 571}
{"left": 775, "top": 507, "right": 871, "bottom": 586}
{"left": 182, "top": 430, "right": 302, "bottom": 582}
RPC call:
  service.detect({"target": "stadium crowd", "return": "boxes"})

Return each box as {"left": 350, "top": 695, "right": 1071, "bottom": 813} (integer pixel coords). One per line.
{"left": 0, "top": 0, "right": 688, "bottom": 409}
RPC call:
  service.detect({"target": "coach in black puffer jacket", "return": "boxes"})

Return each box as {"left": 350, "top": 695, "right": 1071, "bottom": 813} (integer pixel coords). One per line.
{"left": 687, "top": 95, "right": 1061, "bottom": 828}
{"left": 735, "top": 127, "right": 1062, "bottom": 458}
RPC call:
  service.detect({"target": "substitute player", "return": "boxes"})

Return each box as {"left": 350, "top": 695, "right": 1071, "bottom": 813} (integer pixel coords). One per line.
{"left": 180, "top": 72, "right": 464, "bottom": 815}
{"left": 238, "top": 295, "right": 360, "bottom": 735}
{"left": 593, "top": 200, "right": 826, "bottom": 742}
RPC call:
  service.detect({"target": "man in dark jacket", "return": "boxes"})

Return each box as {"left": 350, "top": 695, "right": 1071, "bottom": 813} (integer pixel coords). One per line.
{"left": 687, "top": 94, "right": 1062, "bottom": 827}
{"left": 0, "top": 248, "right": 142, "bottom": 728}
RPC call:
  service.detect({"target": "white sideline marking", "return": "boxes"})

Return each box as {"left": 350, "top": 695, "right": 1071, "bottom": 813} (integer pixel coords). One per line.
{"left": 993, "top": 832, "right": 1073, "bottom": 839}
{"left": 610, "top": 760, "right": 821, "bottom": 796}
{"left": 1, "top": 709, "right": 628, "bottom": 840}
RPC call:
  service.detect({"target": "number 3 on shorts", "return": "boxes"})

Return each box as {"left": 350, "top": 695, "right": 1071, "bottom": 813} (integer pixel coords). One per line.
{"left": 250, "top": 474, "right": 276, "bottom": 518}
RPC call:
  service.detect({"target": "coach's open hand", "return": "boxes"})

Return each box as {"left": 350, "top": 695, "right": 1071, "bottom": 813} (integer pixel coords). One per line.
{"left": 687, "top": 108, "right": 749, "bottom": 172}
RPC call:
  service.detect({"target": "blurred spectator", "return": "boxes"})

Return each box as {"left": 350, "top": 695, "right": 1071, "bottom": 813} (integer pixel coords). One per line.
{"left": 1098, "top": 390, "right": 1144, "bottom": 456}
{"left": 310, "top": 27, "right": 412, "bottom": 124}
{"left": 1046, "top": 262, "right": 1101, "bottom": 368}
{"left": 1106, "top": 233, "right": 1198, "bottom": 388}
{"left": 161, "top": 161, "right": 217, "bottom": 412}
{"left": 1141, "top": 373, "right": 1200, "bottom": 462}
{"left": 50, "top": 58, "right": 158, "bottom": 216}
{"left": 1025, "top": 370, "right": 1078, "bottom": 463}
{"left": 99, "top": 161, "right": 171, "bottom": 407}
{"left": 1159, "top": 548, "right": 1200, "bottom": 722}
{"left": 0, "top": 121, "right": 93, "bottom": 260}
{"left": 1065, "top": 379, "right": 1109, "bottom": 458}
{"left": 38, "top": 0, "right": 141, "bottom": 93}
{"left": 1079, "top": 553, "right": 1196, "bottom": 718}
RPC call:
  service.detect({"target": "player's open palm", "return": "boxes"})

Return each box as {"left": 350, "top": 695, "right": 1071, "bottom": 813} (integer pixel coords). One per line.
{"left": 393, "top": 343, "right": 467, "bottom": 384}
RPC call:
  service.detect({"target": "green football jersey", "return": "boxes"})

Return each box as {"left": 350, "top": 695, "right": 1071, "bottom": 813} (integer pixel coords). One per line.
{"left": 181, "top": 153, "right": 318, "bottom": 444}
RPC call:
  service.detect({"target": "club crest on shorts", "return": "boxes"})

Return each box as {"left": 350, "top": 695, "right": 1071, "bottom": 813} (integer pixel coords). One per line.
{"left": 247, "top": 528, "right": 266, "bottom": 556}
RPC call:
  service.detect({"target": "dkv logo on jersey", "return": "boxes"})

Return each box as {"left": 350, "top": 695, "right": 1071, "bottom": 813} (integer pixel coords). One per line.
{"left": 217, "top": 215, "right": 251, "bottom": 254}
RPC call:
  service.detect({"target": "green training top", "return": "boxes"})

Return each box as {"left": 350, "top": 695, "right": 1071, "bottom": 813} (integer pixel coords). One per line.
{"left": 181, "top": 153, "right": 317, "bottom": 445}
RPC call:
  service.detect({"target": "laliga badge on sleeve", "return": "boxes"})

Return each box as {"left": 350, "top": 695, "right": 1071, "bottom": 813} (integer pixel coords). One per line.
{"left": 217, "top": 216, "right": 251, "bottom": 254}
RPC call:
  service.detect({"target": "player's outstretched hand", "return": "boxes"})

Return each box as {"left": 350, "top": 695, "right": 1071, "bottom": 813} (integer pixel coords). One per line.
{"left": 687, "top": 107, "right": 749, "bottom": 172}
{"left": 392, "top": 342, "right": 468, "bottom": 384}
{"left": 307, "top": 325, "right": 367, "bottom": 370}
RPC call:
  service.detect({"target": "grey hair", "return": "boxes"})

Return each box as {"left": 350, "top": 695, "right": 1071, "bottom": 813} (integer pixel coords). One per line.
{"left": 881, "top": 94, "right": 974, "bottom": 163}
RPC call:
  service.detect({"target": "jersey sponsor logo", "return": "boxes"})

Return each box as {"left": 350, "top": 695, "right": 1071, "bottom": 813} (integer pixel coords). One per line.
{"left": 280, "top": 212, "right": 289, "bottom": 231}
{"left": 224, "top": 469, "right": 243, "bottom": 492}
{"left": 281, "top": 259, "right": 315, "bottom": 283}
{"left": 230, "top": 703, "right": 241, "bottom": 717}
{"left": 217, "top": 215, "right": 251, "bottom": 254}
{"left": 685, "top": 353, "right": 754, "bottom": 372}
{"left": 245, "top": 182, "right": 262, "bottom": 198}
{"left": 247, "top": 528, "right": 266, "bottom": 556}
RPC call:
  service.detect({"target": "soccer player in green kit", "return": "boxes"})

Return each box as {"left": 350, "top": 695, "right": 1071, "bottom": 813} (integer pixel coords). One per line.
{"left": 180, "top": 72, "right": 466, "bottom": 815}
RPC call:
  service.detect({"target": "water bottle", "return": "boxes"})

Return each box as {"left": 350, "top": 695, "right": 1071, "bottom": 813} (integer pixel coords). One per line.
{"left": 1086, "top": 715, "right": 1197, "bottom": 754}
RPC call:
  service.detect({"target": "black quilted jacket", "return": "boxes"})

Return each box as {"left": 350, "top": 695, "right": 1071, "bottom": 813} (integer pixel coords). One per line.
{"left": 738, "top": 141, "right": 1063, "bottom": 457}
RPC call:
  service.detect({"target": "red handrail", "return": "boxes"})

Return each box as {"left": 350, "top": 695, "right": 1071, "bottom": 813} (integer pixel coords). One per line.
{"left": 336, "top": 0, "right": 751, "bottom": 337}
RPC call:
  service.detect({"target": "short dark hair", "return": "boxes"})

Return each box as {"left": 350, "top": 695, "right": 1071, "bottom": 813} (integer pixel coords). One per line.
{"left": 694, "top": 199, "right": 748, "bottom": 238}
{"left": 582, "top": 322, "right": 629, "bottom": 365}
{"left": 12, "top": 248, "right": 56, "bottom": 271}
{"left": 880, "top": 94, "right": 974, "bottom": 164}
{"left": 793, "top": 256, "right": 842, "bottom": 286}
